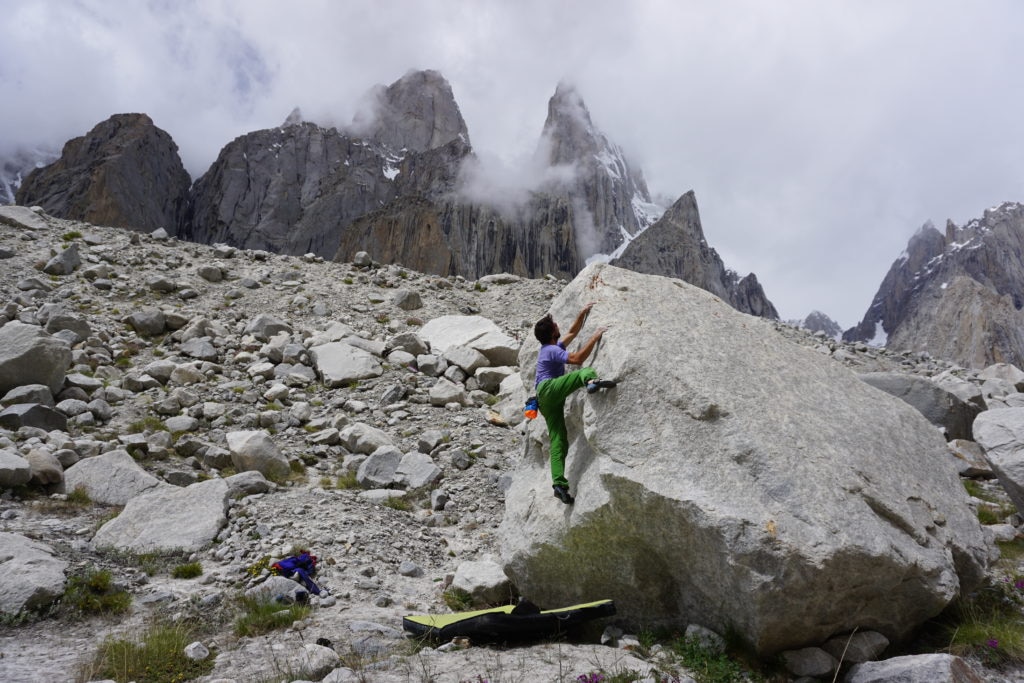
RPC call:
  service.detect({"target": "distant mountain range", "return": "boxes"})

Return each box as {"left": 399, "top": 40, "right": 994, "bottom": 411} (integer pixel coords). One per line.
{"left": 10, "top": 69, "right": 778, "bottom": 319}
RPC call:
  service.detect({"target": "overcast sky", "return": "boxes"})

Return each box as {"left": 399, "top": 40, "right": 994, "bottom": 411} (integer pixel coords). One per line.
{"left": 3, "top": 0, "right": 1023, "bottom": 328}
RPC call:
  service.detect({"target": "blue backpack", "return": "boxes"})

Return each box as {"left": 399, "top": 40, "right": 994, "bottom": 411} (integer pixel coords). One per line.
{"left": 271, "top": 551, "right": 321, "bottom": 595}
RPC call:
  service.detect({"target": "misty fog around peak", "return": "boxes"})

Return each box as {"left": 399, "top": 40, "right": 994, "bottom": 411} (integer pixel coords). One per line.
{"left": 454, "top": 133, "right": 579, "bottom": 218}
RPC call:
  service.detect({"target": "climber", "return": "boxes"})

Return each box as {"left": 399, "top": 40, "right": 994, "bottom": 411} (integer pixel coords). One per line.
{"left": 533, "top": 303, "right": 616, "bottom": 505}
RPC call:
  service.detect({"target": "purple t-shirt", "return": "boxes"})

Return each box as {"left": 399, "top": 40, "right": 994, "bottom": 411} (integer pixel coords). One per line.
{"left": 536, "top": 342, "right": 569, "bottom": 387}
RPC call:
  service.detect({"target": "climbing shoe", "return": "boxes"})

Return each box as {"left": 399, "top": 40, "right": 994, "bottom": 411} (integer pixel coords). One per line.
{"left": 586, "top": 379, "right": 617, "bottom": 394}
{"left": 553, "top": 485, "right": 575, "bottom": 505}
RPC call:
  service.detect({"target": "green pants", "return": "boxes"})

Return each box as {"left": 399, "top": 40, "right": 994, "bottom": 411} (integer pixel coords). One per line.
{"left": 537, "top": 367, "right": 597, "bottom": 487}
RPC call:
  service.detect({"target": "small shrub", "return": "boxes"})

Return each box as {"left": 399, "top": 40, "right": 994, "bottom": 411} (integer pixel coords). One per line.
{"left": 245, "top": 556, "right": 271, "bottom": 579}
{"left": 62, "top": 568, "right": 132, "bottom": 616}
{"left": 343, "top": 277, "right": 354, "bottom": 285}
{"left": 89, "top": 621, "right": 213, "bottom": 683}
{"left": 61, "top": 230, "right": 83, "bottom": 240}
{"left": 233, "top": 595, "right": 311, "bottom": 637}
{"left": 442, "top": 588, "right": 473, "bottom": 612}
{"left": 171, "top": 561, "right": 203, "bottom": 579}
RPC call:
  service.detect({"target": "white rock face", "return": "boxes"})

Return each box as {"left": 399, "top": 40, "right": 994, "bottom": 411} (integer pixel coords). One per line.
{"left": 309, "top": 341, "right": 383, "bottom": 387}
{"left": 63, "top": 449, "right": 169, "bottom": 505}
{"left": 92, "top": 478, "right": 230, "bottom": 552}
{"left": 499, "top": 264, "right": 990, "bottom": 655}
{"left": 226, "top": 430, "right": 289, "bottom": 481}
{"left": 0, "top": 532, "right": 68, "bottom": 615}
{"left": 419, "top": 315, "right": 520, "bottom": 366}
{"left": 0, "top": 321, "right": 72, "bottom": 395}
{"left": 339, "top": 423, "right": 394, "bottom": 454}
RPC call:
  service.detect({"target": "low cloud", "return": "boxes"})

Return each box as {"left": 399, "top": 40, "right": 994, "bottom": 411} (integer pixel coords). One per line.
{"left": 454, "top": 132, "right": 578, "bottom": 218}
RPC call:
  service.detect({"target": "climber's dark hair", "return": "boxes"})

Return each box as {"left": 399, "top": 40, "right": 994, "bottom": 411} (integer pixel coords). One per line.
{"left": 534, "top": 314, "right": 557, "bottom": 344}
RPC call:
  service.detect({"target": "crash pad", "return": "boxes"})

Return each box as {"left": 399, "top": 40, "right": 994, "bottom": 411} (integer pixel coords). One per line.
{"left": 403, "top": 599, "right": 616, "bottom": 642}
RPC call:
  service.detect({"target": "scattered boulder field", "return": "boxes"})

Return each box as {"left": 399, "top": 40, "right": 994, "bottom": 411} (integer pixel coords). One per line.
{"left": 1, "top": 204, "right": 1023, "bottom": 681}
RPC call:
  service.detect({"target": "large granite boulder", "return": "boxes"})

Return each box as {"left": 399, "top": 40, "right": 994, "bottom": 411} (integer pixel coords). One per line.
{"left": 62, "top": 449, "right": 170, "bottom": 505}
{"left": 92, "top": 478, "right": 230, "bottom": 553}
{"left": 0, "top": 403, "right": 68, "bottom": 432}
{"left": 499, "top": 264, "right": 989, "bottom": 656}
{"left": 858, "top": 372, "right": 980, "bottom": 440}
{"left": 973, "top": 408, "right": 1024, "bottom": 514}
{"left": 0, "top": 448, "right": 32, "bottom": 489}
{"left": 309, "top": 342, "right": 383, "bottom": 388}
{"left": 0, "top": 322, "right": 71, "bottom": 395}
{"left": 0, "top": 533, "right": 68, "bottom": 615}
{"left": 16, "top": 113, "right": 191, "bottom": 232}
{"left": 225, "top": 430, "right": 289, "bottom": 481}
{"left": 419, "top": 315, "right": 519, "bottom": 367}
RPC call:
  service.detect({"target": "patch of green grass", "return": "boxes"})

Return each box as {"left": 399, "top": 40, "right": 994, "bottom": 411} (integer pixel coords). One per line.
{"left": 343, "top": 277, "right": 354, "bottom": 285}
{"left": 126, "top": 416, "right": 168, "bottom": 434}
{"left": 964, "top": 479, "right": 990, "bottom": 500}
{"left": 336, "top": 471, "right": 360, "bottom": 489}
{"left": 383, "top": 496, "right": 412, "bottom": 512}
{"left": 233, "top": 595, "right": 311, "bottom": 637}
{"left": 999, "top": 538, "right": 1024, "bottom": 563}
{"left": 941, "top": 575, "right": 1024, "bottom": 666}
{"left": 61, "top": 230, "right": 83, "bottom": 240}
{"left": 136, "top": 552, "right": 165, "bottom": 577}
{"left": 442, "top": 588, "right": 473, "bottom": 611}
{"left": 978, "top": 506, "right": 1007, "bottom": 525}
{"left": 61, "top": 567, "right": 132, "bottom": 617}
{"left": 670, "top": 634, "right": 758, "bottom": 683}
{"left": 28, "top": 485, "right": 93, "bottom": 515}
{"left": 88, "top": 620, "right": 214, "bottom": 683}
{"left": 171, "top": 561, "right": 203, "bottom": 579}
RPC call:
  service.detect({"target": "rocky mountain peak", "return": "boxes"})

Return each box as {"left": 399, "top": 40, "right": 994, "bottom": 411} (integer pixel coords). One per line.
{"left": 350, "top": 69, "right": 470, "bottom": 153}
{"left": 542, "top": 81, "right": 600, "bottom": 164}
{"left": 798, "top": 310, "right": 843, "bottom": 339}
{"left": 15, "top": 113, "right": 191, "bottom": 233}
{"left": 845, "top": 202, "right": 1024, "bottom": 367}
{"left": 612, "top": 191, "right": 778, "bottom": 319}
{"left": 538, "top": 82, "right": 656, "bottom": 256}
